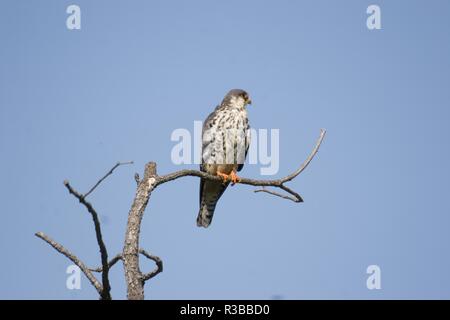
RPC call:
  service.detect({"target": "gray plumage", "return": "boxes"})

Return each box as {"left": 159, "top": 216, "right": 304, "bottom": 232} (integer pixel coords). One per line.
{"left": 197, "top": 89, "right": 252, "bottom": 228}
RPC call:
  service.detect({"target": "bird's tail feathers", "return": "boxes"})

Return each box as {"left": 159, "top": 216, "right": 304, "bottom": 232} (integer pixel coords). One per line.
{"left": 197, "top": 205, "right": 215, "bottom": 228}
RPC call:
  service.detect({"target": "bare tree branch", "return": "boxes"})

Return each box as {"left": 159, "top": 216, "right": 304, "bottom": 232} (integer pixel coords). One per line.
{"left": 278, "top": 129, "right": 326, "bottom": 183}
{"left": 155, "top": 129, "right": 326, "bottom": 200}
{"left": 84, "top": 161, "right": 134, "bottom": 199}
{"left": 63, "top": 181, "right": 112, "bottom": 300}
{"left": 121, "top": 129, "right": 325, "bottom": 299}
{"left": 35, "top": 232, "right": 103, "bottom": 295}
{"left": 140, "top": 249, "right": 163, "bottom": 283}
{"left": 37, "top": 162, "right": 135, "bottom": 299}
{"left": 123, "top": 162, "right": 157, "bottom": 300}
{"left": 90, "top": 254, "right": 123, "bottom": 273}
{"left": 38, "top": 129, "right": 325, "bottom": 300}
{"left": 254, "top": 186, "right": 302, "bottom": 203}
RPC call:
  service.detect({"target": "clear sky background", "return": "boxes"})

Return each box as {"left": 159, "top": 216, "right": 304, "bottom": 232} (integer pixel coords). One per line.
{"left": 1, "top": 0, "right": 450, "bottom": 299}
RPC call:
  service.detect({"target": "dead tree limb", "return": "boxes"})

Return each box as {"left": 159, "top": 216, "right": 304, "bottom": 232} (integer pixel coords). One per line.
{"left": 84, "top": 161, "right": 134, "bottom": 198}
{"left": 62, "top": 181, "right": 112, "bottom": 300}
{"left": 35, "top": 232, "right": 103, "bottom": 295}
{"left": 123, "top": 162, "right": 158, "bottom": 300}
{"left": 36, "top": 162, "right": 133, "bottom": 300}
{"left": 140, "top": 249, "right": 163, "bottom": 282}
{"left": 36, "top": 129, "right": 326, "bottom": 300}
{"left": 154, "top": 128, "right": 326, "bottom": 201}
{"left": 122, "top": 129, "right": 326, "bottom": 299}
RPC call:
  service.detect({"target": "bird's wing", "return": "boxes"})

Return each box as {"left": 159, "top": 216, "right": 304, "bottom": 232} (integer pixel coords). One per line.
{"left": 199, "top": 139, "right": 230, "bottom": 209}
{"left": 238, "top": 121, "right": 251, "bottom": 172}
{"left": 197, "top": 106, "right": 231, "bottom": 227}
{"left": 199, "top": 108, "right": 218, "bottom": 206}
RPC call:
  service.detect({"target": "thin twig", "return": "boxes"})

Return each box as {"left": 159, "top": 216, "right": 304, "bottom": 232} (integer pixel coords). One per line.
{"left": 254, "top": 187, "right": 301, "bottom": 203}
{"left": 84, "top": 161, "right": 134, "bottom": 199}
{"left": 35, "top": 232, "right": 103, "bottom": 295}
{"left": 140, "top": 249, "right": 163, "bottom": 282}
{"left": 280, "top": 129, "right": 326, "bottom": 183}
{"left": 90, "top": 254, "right": 123, "bottom": 273}
{"left": 63, "top": 181, "right": 112, "bottom": 300}
{"left": 280, "top": 185, "right": 303, "bottom": 202}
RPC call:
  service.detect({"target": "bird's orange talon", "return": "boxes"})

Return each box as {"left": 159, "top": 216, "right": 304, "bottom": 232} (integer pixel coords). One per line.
{"left": 229, "top": 171, "right": 241, "bottom": 185}
{"left": 217, "top": 172, "right": 230, "bottom": 184}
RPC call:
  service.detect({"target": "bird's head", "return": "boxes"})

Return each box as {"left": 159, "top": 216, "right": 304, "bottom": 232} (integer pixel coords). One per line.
{"left": 222, "top": 89, "right": 252, "bottom": 109}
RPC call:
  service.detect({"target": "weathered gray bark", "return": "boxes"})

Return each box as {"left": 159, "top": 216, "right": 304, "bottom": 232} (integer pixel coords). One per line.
{"left": 122, "top": 162, "right": 157, "bottom": 300}
{"left": 35, "top": 129, "right": 325, "bottom": 300}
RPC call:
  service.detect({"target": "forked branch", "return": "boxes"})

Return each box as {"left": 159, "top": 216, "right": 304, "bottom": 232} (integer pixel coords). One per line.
{"left": 140, "top": 249, "right": 163, "bottom": 282}
{"left": 122, "top": 129, "right": 325, "bottom": 299}
{"left": 36, "top": 162, "right": 133, "bottom": 300}
{"left": 35, "top": 232, "right": 103, "bottom": 295}
{"left": 36, "top": 129, "right": 326, "bottom": 300}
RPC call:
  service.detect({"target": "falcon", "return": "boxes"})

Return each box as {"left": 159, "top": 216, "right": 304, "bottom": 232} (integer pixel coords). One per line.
{"left": 197, "top": 89, "right": 252, "bottom": 228}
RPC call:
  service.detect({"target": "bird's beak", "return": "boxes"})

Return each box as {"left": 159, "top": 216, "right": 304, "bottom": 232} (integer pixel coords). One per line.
{"left": 247, "top": 98, "right": 252, "bottom": 105}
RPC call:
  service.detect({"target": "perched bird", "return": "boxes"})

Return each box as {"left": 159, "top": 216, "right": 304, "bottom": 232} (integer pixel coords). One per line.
{"left": 197, "top": 89, "right": 252, "bottom": 228}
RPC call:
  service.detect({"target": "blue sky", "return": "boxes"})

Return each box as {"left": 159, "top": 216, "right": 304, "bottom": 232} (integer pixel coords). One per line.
{"left": 1, "top": 0, "right": 450, "bottom": 299}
